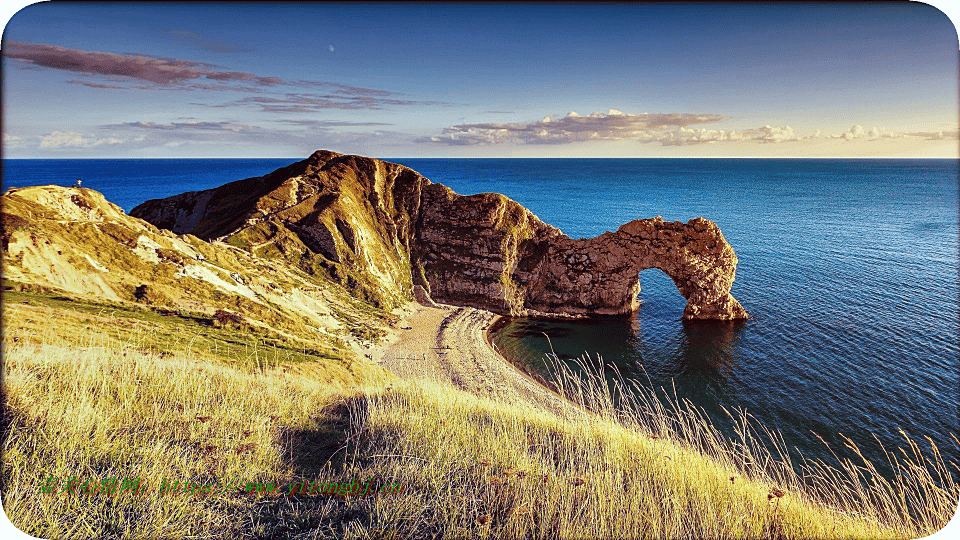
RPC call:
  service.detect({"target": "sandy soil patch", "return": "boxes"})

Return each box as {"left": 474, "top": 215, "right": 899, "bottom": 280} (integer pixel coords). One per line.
{"left": 373, "top": 302, "right": 568, "bottom": 413}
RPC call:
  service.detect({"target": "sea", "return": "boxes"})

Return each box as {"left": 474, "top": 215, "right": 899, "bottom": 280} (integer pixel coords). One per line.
{"left": 3, "top": 157, "right": 958, "bottom": 477}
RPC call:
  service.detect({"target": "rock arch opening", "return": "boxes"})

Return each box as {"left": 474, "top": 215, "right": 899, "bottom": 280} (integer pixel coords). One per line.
{"left": 634, "top": 267, "right": 688, "bottom": 318}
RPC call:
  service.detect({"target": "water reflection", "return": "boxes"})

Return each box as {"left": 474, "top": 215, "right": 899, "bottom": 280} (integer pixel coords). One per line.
{"left": 493, "top": 312, "right": 747, "bottom": 396}
{"left": 671, "top": 319, "right": 746, "bottom": 380}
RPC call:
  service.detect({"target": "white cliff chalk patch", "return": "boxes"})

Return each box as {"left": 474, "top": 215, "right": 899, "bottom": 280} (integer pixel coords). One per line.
{"left": 178, "top": 264, "right": 259, "bottom": 301}
{"left": 83, "top": 254, "right": 109, "bottom": 272}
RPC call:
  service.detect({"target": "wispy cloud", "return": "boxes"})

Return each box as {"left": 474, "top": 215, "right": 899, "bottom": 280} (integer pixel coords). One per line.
{"left": 170, "top": 30, "right": 253, "bottom": 54}
{"left": 92, "top": 119, "right": 416, "bottom": 153}
{"left": 422, "top": 109, "right": 724, "bottom": 145}
{"left": 66, "top": 79, "right": 130, "bottom": 89}
{"left": 2, "top": 42, "right": 435, "bottom": 111}
{"left": 199, "top": 93, "right": 446, "bottom": 113}
{"left": 38, "top": 131, "right": 126, "bottom": 148}
{"left": 637, "top": 123, "right": 958, "bottom": 145}
{"left": 4, "top": 133, "right": 25, "bottom": 148}
{"left": 3, "top": 42, "right": 269, "bottom": 86}
{"left": 103, "top": 121, "right": 265, "bottom": 133}
{"left": 294, "top": 81, "right": 401, "bottom": 97}
{"left": 272, "top": 119, "right": 394, "bottom": 127}
{"left": 903, "top": 129, "right": 960, "bottom": 140}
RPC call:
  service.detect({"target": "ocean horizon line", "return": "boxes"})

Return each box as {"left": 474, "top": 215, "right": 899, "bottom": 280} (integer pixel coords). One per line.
{"left": 3, "top": 156, "right": 958, "bottom": 161}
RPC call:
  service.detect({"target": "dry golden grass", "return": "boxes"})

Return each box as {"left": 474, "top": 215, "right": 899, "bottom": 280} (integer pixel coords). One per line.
{"left": 347, "top": 374, "right": 956, "bottom": 539}
{"left": 1, "top": 328, "right": 374, "bottom": 538}
{"left": 2, "top": 324, "right": 956, "bottom": 539}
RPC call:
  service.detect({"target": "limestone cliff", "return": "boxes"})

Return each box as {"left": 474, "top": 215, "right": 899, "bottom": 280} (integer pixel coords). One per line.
{"left": 132, "top": 151, "right": 423, "bottom": 310}
{"left": 0, "top": 184, "right": 399, "bottom": 354}
{"left": 131, "top": 151, "right": 747, "bottom": 321}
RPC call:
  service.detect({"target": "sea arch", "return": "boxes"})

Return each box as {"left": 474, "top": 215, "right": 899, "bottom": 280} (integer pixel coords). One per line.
{"left": 519, "top": 216, "right": 749, "bottom": 320}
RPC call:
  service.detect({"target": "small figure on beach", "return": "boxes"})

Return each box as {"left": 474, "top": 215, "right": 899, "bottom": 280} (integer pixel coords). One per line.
{"left": 73, "top": 179, "right": 82, "bottom": 188}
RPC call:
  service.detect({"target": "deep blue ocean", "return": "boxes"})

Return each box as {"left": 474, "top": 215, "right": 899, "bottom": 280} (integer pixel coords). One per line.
{"left": 4, "top": 157, "right": 958, "bottom": 475}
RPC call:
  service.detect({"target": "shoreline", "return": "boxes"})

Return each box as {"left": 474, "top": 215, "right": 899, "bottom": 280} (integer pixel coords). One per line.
{"left": 372, "top": 301, "right": 568, "bottom": 413}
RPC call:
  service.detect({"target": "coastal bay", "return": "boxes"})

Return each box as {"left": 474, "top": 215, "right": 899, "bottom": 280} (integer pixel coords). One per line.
{"left": 4, "top": 3, "right": 958, "bottom": 537}
{"left": 2, "top": 153, "right": 956, "bottom": 539}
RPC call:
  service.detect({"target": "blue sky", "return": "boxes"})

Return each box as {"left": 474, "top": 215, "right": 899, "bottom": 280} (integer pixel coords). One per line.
{"left": 2, "top": 2, "right": 958, "bottom": 157}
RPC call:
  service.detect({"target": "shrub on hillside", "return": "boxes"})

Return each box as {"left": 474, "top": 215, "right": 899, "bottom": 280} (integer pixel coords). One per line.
{"left": 213, "top": 309, "right": 244, "bottom": 327}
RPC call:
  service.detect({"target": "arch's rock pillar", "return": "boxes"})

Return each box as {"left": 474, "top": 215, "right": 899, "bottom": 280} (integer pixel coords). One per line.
{"left": 521, "top": 216, "right": 748, "bottom": 320}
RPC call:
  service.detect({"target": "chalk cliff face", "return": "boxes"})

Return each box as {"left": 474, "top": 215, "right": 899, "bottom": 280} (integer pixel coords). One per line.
{"left": 132, "top": 151, "right": 747, "bottom": 320}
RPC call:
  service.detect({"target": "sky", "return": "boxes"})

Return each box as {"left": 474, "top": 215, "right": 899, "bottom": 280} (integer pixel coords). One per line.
{"left": 2, "top": 2, "right": 959, "bottom": 158}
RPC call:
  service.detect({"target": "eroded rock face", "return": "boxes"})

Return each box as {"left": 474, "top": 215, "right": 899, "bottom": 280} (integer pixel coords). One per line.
{"left": 132, "top": 151, "right": 427, "bottom": 309}
{"left": 413, "top": 185, "right": 747, "bottom": 320}
{"left": 524, "top": 217, "right": 747, "bottom": 319}
{"left": 132, "top": 151, "right": 747, "bottom": 320}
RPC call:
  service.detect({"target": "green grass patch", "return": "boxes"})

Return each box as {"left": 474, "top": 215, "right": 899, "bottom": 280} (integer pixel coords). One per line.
{"left": 2, "top": 290, "right": 345, "bottom": 368}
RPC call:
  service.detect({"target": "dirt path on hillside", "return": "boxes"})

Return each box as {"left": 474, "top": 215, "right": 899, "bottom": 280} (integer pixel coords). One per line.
{"left": 374, "top": 302, "right": 569, "bottom": 414}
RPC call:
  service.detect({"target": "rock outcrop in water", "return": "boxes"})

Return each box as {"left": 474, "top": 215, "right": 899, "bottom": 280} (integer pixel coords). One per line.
{"left": 523, "top": 216, "right": 748, "bottom": 320}
{"left": 131, "top": 151, "right": 747, "bottom": 320}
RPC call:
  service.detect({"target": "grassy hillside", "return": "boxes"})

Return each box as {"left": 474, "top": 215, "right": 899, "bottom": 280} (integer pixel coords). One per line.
{"left": 1, "top": 185, "right": 401, "bottom": 360}
{"left": 2, "top": 322, "right": 955, "bottom": 539}
{"left": 1, "top": 290, "right": 391, "bottom": 382}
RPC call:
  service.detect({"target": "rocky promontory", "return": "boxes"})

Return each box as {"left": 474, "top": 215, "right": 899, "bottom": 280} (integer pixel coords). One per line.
{"left": 131, "top": 151, "right": 747, "bottom": 320}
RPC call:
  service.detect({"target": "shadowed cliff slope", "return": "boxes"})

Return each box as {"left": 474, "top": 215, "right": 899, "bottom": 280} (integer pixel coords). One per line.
{"left": 132, "top": 151, "right": 747, "bottom": 320}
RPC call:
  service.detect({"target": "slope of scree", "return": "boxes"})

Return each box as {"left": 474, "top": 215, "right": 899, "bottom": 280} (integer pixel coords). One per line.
{"left": 130, "top": 150, "right": 747, "bottom": 320}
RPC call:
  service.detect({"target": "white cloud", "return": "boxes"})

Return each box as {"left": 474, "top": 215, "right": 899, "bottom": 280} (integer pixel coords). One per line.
{"left": 828, "top": 124, "right": 905, "bottom": 140}
{"left": 844, "top": 125, "right": 865, "bottom": 139}
{"left": 423, "top": 110, "right": 725, "bottom": 145}
{"left": 39, "top": 131, "right": 124, "bottom": 148}
{"left": 3, "top": 133, "right": 24, "bottom": 147}
{"left": 638, "top": 124, "right": 805, "bottom": 146}
{"left": 758, "top": 125, "right": 800, "bottom": 143}
{"left": 644, "top": 122, "right": 943, "bottom": 146}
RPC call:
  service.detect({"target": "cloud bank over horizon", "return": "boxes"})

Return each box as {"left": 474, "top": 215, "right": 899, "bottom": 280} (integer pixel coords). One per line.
{"left": 421, "top": 110, "right": 724, "bottom": 145}
{"left": 423, "top": 110, "right": 960, "bottom": 150}
{"left": 7, "top": 113, "right": 958, "bottom": 157}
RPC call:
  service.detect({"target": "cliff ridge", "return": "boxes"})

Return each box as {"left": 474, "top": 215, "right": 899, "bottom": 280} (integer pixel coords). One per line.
{"left": 131, "top": 151, "right": 747, "bottom": 320}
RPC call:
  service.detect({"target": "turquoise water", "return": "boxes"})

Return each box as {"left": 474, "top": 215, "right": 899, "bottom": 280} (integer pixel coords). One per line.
{"left": 4, "top": 157, "right": 958, "bottom": 475}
